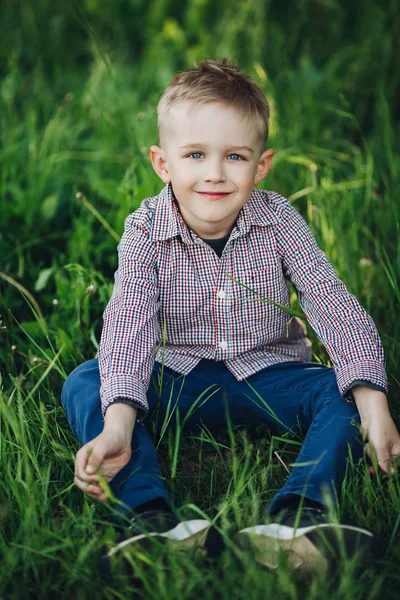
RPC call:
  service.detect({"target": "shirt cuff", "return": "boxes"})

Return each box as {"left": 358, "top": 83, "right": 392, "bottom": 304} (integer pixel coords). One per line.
{"left": 100, "top": 374, "right": 149, "bottom": 420}
{"left": 335, "top": 360, "right": 388, "bottom": 400}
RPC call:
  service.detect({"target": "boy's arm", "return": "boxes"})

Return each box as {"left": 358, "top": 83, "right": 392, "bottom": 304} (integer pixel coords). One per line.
{"left": 275, "top": 199, "right": 400, "bottom": 475}
{"left": 275, "top": 197, "right": 388, "bottom": 398}
{"left": 98, "top": 215, "right": 161, "bottom": 421}
{"left": 74, "top": 220, "right": 159, "bottom": 501}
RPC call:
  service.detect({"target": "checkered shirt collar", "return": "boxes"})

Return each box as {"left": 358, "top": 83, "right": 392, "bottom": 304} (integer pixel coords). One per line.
{"left": 149, "top": 183, "right": 279, "bottom": 244}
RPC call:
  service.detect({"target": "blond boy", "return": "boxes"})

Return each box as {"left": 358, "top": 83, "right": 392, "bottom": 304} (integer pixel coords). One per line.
{"left": 62, "top": 58, "right": 400, "bottom": 574}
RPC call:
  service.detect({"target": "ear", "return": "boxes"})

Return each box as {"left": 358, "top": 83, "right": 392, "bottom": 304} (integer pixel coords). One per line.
{"left": 149, "top": 145, "right": 171, "bottom": 184}
{"left": 254, "top": 148, "right": 274, "bottom": 185}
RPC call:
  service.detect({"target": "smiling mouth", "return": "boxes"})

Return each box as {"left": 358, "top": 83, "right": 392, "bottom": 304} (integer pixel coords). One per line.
{"left": 197, "top": 192, "right": 231, "bottom": 199}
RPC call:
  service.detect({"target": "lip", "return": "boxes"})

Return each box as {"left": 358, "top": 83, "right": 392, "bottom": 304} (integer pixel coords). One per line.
{"left": 197, "top": 192, "right": 231, "bottom": 199}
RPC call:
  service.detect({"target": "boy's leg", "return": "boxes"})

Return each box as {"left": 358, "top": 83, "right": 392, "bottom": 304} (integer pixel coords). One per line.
{"left": 61, "top": 359, "right": 171, "bottom": 517}
{"left": 223, "top": 362, "right": 380, "bottom": 574}
{"left": 222, "top": 361, "right": 364, "bottom": 516}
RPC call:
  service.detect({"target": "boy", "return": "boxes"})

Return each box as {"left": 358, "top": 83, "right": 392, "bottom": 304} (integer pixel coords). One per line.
{"left": 62, "top": 58, "right": 400, "bottom": 574}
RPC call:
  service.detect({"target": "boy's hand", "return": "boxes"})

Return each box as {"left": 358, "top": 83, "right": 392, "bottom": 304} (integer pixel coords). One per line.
{"left": 361, "top": 413, "right": 400, "bottom": 479}
{"left": 74, "top": 403, "right": 137, "bottom": 502}
{"left": 351, "top": 386, "right": 400, "bottom": 478}
{"left": 74, "top": 429, "right": 132, "bottom": 501}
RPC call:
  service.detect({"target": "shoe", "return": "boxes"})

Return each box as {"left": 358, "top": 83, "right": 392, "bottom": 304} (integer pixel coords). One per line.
{"left": 234, "top": 505, "right": 378, "bottom": 576}
{"left": 99, "top": 509, "right": 222, "bottom": 573}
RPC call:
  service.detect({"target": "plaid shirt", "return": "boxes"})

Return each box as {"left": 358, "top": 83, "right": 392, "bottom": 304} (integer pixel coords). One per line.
{"left": 98, "top": 184, "right": 388, "bottom": 419}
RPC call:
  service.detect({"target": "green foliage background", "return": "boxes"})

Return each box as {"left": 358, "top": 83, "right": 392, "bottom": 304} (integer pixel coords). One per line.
{"left": 1, "top": 0, "right": 400, "bottom": 393}
{"left": 1, "top": 1, "right": 400, "bottom": 597}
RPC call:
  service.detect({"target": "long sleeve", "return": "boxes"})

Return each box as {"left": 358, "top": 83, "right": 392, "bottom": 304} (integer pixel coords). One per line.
{"left": 275, "top": 198, "right": 388, "bottom": 397}
{"left": 98, "top": 215, "right": 161, "bottom": 420}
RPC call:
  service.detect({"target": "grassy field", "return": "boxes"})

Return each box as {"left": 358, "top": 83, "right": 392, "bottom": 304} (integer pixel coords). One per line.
{"left": 1, "top": 1, "right": 400, "bottom": 597}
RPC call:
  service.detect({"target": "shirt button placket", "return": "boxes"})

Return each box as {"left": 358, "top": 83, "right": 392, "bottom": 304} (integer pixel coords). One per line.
{"left": 217, "top": 289, "right": 228, "bottom": 354}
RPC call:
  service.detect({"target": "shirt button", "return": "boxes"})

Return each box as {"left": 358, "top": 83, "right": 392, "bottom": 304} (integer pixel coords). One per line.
{"left": 217, "top": 290, "right": 226, "bottom": 299}
{"left": 220, "top": 340, "right": 228, "bottom": 350}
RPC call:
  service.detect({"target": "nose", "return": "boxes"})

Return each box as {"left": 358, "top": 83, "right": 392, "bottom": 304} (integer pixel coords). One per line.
{"left": 205, "top": 158, "right": 226, "bottom": 183}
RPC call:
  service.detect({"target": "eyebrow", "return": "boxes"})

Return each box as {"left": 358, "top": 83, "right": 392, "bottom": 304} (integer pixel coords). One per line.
{"left": 179, "top": 143, "right": 254, "bottom": 154}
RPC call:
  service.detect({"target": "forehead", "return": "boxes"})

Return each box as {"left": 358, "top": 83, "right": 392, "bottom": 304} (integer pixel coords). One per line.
{"left": 166, "top": 101, "right": 260, "bottom": 146}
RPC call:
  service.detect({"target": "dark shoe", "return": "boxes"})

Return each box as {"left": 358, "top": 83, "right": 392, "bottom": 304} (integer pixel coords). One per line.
{"left": 99, "top": 509, "right": 222, "bottom": 573}
{"left": 234, "top": 506, "right": 378, "bottom": 576}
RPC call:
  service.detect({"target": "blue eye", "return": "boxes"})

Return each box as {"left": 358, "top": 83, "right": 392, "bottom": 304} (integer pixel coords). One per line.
{"left": 188, "top": 152, "right": 245, "bottom": 160}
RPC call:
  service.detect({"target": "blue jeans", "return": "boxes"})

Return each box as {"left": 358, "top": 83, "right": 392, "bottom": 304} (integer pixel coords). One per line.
{"left": 61, "top": 358, "right": 363, "bottom": 517}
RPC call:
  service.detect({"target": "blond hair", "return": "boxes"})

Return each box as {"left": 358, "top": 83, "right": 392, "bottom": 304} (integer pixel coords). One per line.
{"left": 157, "top": 58, "right": 270, "bottom": 153}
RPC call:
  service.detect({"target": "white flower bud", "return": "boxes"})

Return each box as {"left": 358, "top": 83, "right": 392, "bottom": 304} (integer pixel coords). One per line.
{"left": 359, "top": 258, "right": 372, "bottom": 268}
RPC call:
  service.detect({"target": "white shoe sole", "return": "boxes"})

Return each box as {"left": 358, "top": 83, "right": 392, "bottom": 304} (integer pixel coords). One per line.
{"left": 235, "top": 522, "right": 375, "bottom": 574}
{"left": 107, "top": 519, "right": 211, "bottom": 558}
{"left": 239, "top": 522, "right": 374, "bottom": 540}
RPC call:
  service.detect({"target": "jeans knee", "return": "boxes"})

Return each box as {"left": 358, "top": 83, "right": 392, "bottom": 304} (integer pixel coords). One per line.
{"left": 61, "top": 358, "right": 100, "bottom": 412}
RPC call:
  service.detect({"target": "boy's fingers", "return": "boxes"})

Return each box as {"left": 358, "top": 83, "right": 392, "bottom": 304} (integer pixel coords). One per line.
{"left": 369, "top": 456, "right": 396, "bottom": 478}
{"left": 364, "top": 442, "right": 371, "bottom": 462}
{"left": 85, "top": 483, "right": 108, "bottom": 502}
{"left": 74, "top": 474, "right": 91, "bottom": 494}
{"left": 75, "top": 446, "right": 100, "bottom": 484}
{"left": 87, "top": 484, "right": 104, "bottom": 495}
{"left": 74, "top": 477, "right": 105, "bottom": 498}
{"left": 91, "top": 490, "right": 108, "bottom": 502}
{"left": 376, "top": 453, "right": 394, "bottom": 475}
{"left": 363, "top": 444, "right": 399, "bottom": 478}
{"left": 392, "top": 453, "right": 400, "bottom": 472}
{"left": 75, "top": 445, "right": 88, "bottom": 471}
{"left": 365, "top": 444, "right": 384, "bottom": 477}
{"left": 85, "top": 444, "right": 106, "bottom": 475}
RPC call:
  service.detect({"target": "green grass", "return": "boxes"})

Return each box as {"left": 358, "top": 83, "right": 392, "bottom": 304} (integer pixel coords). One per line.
{"left": 1, "top": 1, "right": 400, "bottom": 597}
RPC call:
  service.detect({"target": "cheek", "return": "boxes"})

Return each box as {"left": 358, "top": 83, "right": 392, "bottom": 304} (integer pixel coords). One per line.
{"left": 228, "top": 162, "right": 256, "bottom": 180}
{"left": 235, "top": 171, "right": 256, "bottom": 191}
{"left": 174, "top": 176, "right": 195, "bottom": 191}
{"left": 169, "top": 166, "right": 193, "bottom": 188}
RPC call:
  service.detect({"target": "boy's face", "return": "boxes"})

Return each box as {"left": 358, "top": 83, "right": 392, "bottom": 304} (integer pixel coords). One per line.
{"left": 150, "top": 101, "right": 274, "bottom": 239}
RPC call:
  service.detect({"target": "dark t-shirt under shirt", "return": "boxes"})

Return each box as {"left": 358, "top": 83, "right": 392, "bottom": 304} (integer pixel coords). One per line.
{"left": 199, "top": 232, "right": 231, "bottom": 258}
